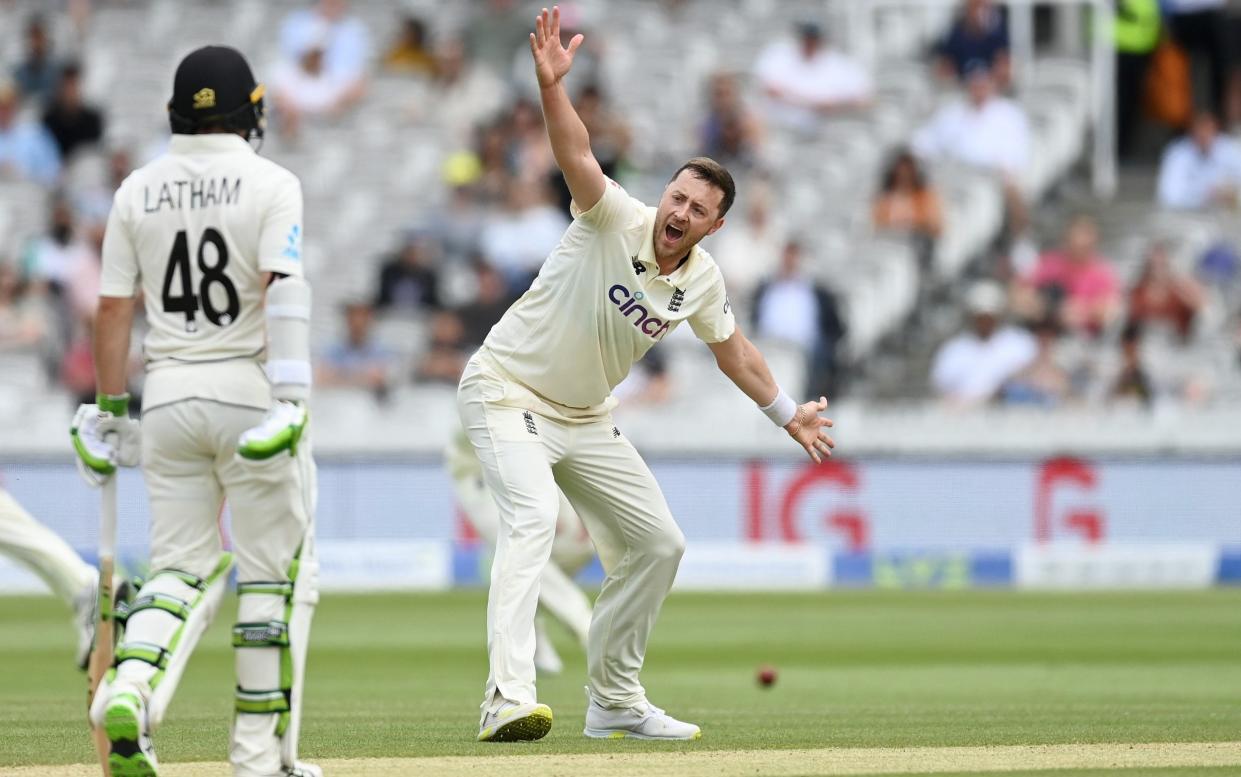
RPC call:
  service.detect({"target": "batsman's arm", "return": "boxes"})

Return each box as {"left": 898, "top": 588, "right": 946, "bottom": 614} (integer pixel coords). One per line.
{"left": 707, "top": 329, "right": 835, "bottom": 463}
{"left": 531, "top": 5, "right": 605, "bottom": 212}
{"left": 94, "top": 295, "right": 136, "bottom": 397}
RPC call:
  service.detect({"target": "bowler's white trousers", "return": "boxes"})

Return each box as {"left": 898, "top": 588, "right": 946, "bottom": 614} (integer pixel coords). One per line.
{"left": 457, "top": 353, "right": 686, "bottom": 712}
{"left": 0, "top": 488, "right": 94, "bottom": 605}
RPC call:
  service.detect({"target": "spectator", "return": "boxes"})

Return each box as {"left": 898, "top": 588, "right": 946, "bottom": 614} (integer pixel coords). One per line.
{"left": 22, "top": 197, "right": 92, "bottom": 302}
{"left": 41, "top": 63, "right": 103, "bottom": 160}
{"left": 1156, "top": 112, "right": 1241, "bottom": 210}
{"left": 279, "top": 0, "right": 371, "bottom": 87}
{"left": 423, "top": 38, "right": 505, "bottom": 140}
{"left": 1165, "top": 0, "right": 1229, "bottom": 115}
{"left": 507, "top": 98, "right": 557, "bottom": 186}
{"left": 1114, "top": 0, "right": 1161, "bottom": 160}
{"left": 316, "top": 300, "right": 395, "bottom": 400}
{"left": 384, "top": 15, "right": 435, "bottom": 76}
{"left": 872, "top": 149, "right": 943, "bottom": 270}
{"left": 271, "top": 23, "right": 366, "bottom": 137}
{"left": 428, "top": 183, "right": 484, "bottom": 263}
{"left": 912, "top": 60, "right": 1029, "bottom": 234}
{"left": 931, "top": 281, "right": 1036, "bottom": 406}
{"left": 0, "top": 262, "right": 53, "bottom": 356}
{"left": 709, "top": 182, "right": 785, "bottom": 310}
{"left": 12, "top": 16, "right": 59, "bottom": 104}
{"left": 455, "top": 262, "right": 515, "bottom": 349}
{"left": 700, "top": 72, "right": 763, "bottom": 171}
{"left": 479, "top": 179, "right": 570, "bottom": 294}
{"left": 754, "top": 21, "right": 872, "bottom": 134}
{"left": 1110, "top": 323, "right": 1154, "bottom": 405}
{"left": 934, "top": 0, "right": 1011, "bottom": 89}
{"left": 374, "top": 229, "right": 444, "bottom": 312}
{"left": 1001, "top": 317, "right": 1071, "bottom": 407}
{"left": 1127, "top": 242, "right": 1205, "bottom": 341}
{"left": 415, "top": 310, "right": 468, "bottom": 384}
{"left": 752, "top": 241, "right": 848, "bottom": 400}
{"left": 912, "top": 60, "right": 1028, "bottom": 181}
{"left": 1014, "top": 216, "right": 1121, "bottom": 336}
{"left": 0, "top": 79, "right": 61, "bottom": 186}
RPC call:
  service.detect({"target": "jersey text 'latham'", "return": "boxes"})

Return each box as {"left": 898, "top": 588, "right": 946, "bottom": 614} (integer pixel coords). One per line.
{"left": 144, "top": 177, "right": 241, "bottom": 213}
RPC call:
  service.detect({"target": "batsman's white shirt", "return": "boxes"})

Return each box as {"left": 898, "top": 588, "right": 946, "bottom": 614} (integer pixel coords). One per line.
{"left": 480, "top": 179, "right": 735, "bottom": 418}
{"left": 99, "top": 133, "right": 304, "bottom": 411}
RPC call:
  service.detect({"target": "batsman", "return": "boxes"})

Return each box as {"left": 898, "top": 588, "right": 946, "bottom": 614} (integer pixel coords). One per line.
{"left": 70, "top": 46, "right": 320, "bottom": 777}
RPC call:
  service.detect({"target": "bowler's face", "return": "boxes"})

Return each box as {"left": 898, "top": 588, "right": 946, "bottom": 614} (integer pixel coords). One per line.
{"left": 654, "top": 171, "right": 725, "bottom": 261}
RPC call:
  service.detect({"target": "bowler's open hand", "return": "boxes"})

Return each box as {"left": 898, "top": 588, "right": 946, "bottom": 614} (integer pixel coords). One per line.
{"left": 784, "top": 396, "right": 835, "bottom": 463}
{"left": 530, "top": 6, "right": 583, "bottom": 89}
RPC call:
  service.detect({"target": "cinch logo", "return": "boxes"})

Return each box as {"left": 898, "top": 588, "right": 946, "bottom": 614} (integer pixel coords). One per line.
{"left": 608, "top": 284, "right": 671, "bottom": 339}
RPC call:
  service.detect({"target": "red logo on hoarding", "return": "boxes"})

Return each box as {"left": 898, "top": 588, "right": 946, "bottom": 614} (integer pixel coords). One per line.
{"left": 1034, "top": 457, "right": 1105, "bottom": 543}
{"left": 745, "top": 460, "right": 870, "bottom": 551}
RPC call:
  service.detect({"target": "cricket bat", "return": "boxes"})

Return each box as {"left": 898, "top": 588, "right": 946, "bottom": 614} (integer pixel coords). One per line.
{"left": 87, "top": 474, "right": 117, "bottom": 777}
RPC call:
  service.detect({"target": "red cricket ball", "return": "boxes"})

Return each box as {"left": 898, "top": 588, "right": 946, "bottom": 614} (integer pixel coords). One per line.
{"left": 757, "top": 665, "right": 777, "bottom": 688}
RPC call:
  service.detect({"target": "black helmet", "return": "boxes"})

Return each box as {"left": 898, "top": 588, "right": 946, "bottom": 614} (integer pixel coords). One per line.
{"left": 168, "top": 46, "right": 265, "bottom": 139}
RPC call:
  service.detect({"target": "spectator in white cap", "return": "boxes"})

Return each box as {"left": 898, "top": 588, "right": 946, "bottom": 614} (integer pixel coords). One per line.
{"left": 931, "top": 280, "right": 1036, "bottom": 407}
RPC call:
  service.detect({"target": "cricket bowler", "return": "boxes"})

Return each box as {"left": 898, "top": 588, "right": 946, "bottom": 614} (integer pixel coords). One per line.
{"left": 460, "top": 7, "right": 835, "bottom": 743}
{"left": 69, "top": 46, "right": 320, "bottom": 777}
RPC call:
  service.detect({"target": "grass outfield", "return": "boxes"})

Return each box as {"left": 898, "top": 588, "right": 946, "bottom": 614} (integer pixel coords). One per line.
{"left": 2, "top": 590, "right": 1239, "bottom": 775}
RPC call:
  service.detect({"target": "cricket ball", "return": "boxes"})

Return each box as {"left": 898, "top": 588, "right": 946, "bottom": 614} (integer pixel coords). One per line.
{"left": 757, "top": 665, "right": 777, "bottom": 688}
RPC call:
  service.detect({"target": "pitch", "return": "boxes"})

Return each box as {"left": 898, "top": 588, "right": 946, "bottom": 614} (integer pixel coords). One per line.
{"left": 4, "top": 590, "right": 1240, "bottom": 776}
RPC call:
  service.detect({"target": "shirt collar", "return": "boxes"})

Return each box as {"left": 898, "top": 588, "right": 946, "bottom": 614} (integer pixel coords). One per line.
{"left": 169, "top": 133, "right": 253, "bottom": 155}
{"left": 639, "top": 206, "right": 698, "bottom": 285}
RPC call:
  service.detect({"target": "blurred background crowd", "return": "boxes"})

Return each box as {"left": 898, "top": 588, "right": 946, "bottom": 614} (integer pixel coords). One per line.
{"left": 2, "top": 0, "right": 1241, "bottom": 430}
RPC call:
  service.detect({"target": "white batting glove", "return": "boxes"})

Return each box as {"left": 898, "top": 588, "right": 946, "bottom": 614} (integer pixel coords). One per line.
{"left": 70, "top": 396, "right": 141, "bottom": 486}
{"left": 237, "top": 400, "right": 308, "bottom": 460}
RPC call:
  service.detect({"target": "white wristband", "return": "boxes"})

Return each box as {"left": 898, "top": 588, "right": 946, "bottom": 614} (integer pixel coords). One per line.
{"left": 759, "top": 387, "right": 797, "bottom": 427}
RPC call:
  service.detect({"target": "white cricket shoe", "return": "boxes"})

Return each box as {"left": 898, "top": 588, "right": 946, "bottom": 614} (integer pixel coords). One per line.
{"left": 583, "top": 689, "right": 701, "bottom": 740}
{"left": 477, "top": 700, "right": 553, "bottom": 742}
{"left": 281, "top": 763, "right": 323, "bottom": 777}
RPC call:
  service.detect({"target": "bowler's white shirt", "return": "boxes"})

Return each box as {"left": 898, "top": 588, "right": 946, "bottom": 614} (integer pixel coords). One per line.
{"left": 913, "top": 96, "right": 1030, "bottom": 178}
{"left": 481, "top": 179, "right": 735, "bottom": 417}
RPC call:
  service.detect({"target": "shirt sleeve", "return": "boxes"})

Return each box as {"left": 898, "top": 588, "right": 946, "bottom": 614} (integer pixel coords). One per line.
{"left": 569, "top": 177, "right": 640, "bottom": 233}
{"left": 688, "top": 264, "right": 736, "bottom": 344}
{"left": 257, "top": 169, "right": 305, "bottom": 277}
{"left": 98, "top": 185, "right": 140, "bottom": 298}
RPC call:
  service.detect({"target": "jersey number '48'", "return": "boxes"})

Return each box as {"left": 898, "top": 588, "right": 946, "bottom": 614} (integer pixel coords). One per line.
{"left": 161, "top": 228, "right": 240, "bottom": 332}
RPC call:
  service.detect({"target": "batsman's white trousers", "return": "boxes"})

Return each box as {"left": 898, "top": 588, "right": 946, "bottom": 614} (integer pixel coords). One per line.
{"left": 451, "top": 465, "right": 594, "bottom": 645}
{"left": 458, "top": 355, "right": 685, "bottom": 712}
{"left": 0, "top": 488, "right": 94, "bottom": 605}
{"left": 139, "top": 400, "right": 316, "bottom": 583}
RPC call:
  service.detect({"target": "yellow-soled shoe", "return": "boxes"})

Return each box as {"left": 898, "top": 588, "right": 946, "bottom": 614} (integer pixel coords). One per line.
{"left": 477, "top": 701, "right": 553, "bottom": 742}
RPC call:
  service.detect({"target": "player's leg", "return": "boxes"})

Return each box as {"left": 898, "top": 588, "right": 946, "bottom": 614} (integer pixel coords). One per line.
{"left": 554, "top": 423, "right": 700, "bottom": 740}
{"left": 452, "top": 468, "right": 593, "bottom": 660}
{"left": 0, "top": 487, "right": 95, "bottom": 604}
{"left": 542, "top": 490, "right": 594, "bottom": 646}
{"left": 217, "top": 406, "right": 318, "bottom": 777}
{"left": 97, "top": 402, "right": 235, "bottom": 775}
{"left": 0, "top": 487, "right": 101, "bottom": 665}
{"left": 458, "top": 364, "right": 563, "bottom": 741}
